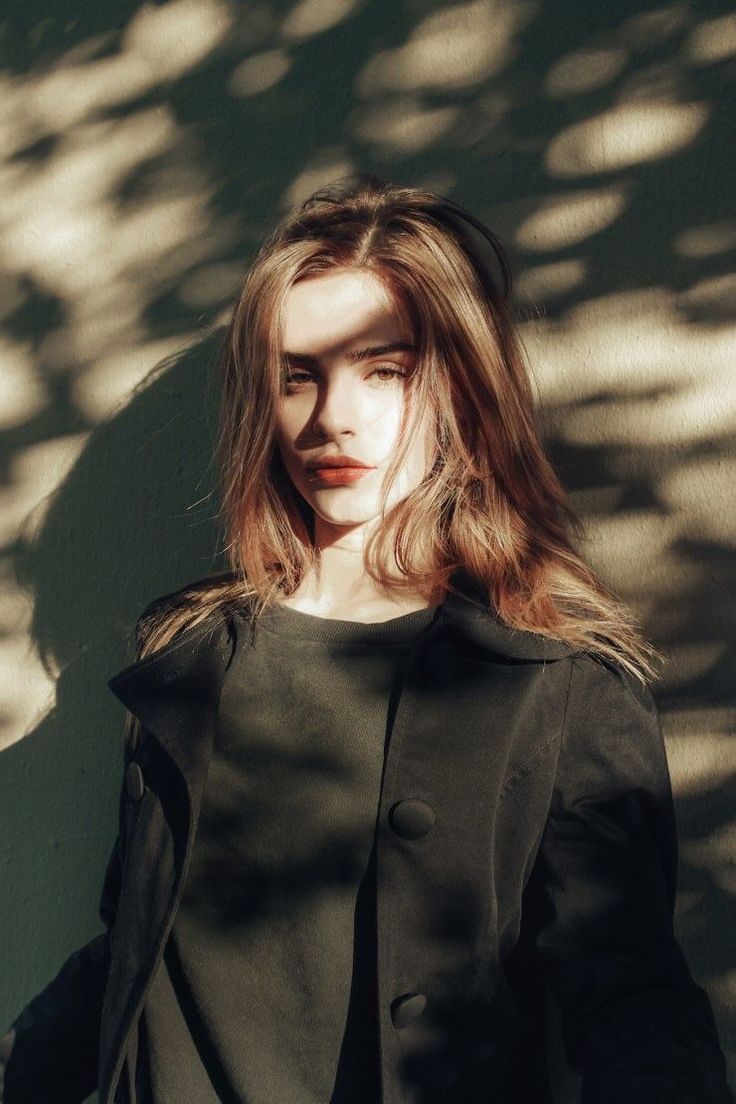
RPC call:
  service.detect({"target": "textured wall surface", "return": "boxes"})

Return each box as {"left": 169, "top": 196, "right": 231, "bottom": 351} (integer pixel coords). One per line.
{"left": 0, "top": 2, "right": 733, "bottom": 1100}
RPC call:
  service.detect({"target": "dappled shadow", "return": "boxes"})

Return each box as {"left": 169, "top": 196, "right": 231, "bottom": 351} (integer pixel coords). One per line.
{"left": 1, "top": 0, "right": 734, "bottom": 1098}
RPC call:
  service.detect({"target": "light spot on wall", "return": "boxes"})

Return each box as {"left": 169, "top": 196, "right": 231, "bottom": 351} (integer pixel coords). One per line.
{"left": 673, "top": 220, "right": 736, "bottom": 258}
{"left": 685, "top": 14, "right": 736, "bottom": 64}
{"left": 4, "top": 1, "right": 235, "bottom": 135}
{"left": 21, "top": 56, "right": 157, "bottom": 132}
{"left": 281, "top": 0, "right": 363, "bottom": 41}
{"left": 559, "top": 371, "right": 733, "bottom": 446}
{"left": 659, "top": 456, "right": 736, "bottom": 545}
{"left": 0, "top": 341, "right": 46, "bottom": 429}
{"left": 544, "top": 47, "right": 629, "bottom": 97}
{"left": 577, "top": 510, "right": 689, "bottom": 597}
{"left": 0, "top": 434, "right": 99, "bottom": 751}
{"left": 3, "top": 106, "right": 178, "bottom": 274}
{"left": 678, "top": 272, "right": 736, "bottom": 319}
{"left": 515, "top": 258, "right": 588, "bottom": 303}
{"left": 229, "top": 49, "right": 292, "bottom": 97}
{"left": 681, "top": 822, "right": 736, "bottom": 896}
{"left": 74, "top": 336, "right": 201, "bottom": 421}
{"left": 0, "top": 90, "right": 234, "bottom": 391}
{"left": 706, "top": 968, "right": 736, "bottom": 1013}
{"left": 514, "top": 186, "right": 631, "bottom": 250}
{"left": 2, "top": 435, "right": 91, "bottom": 549}
{"left": 354, "top": 0, "right": 536, "bottom": 96}
{"left": 521, "top": 286, "right": 733, "bottom": 406}
{"left": 351, "top": 97, "right": 460, "bottom": 153}
{"left": 545, "top": 99, "right": 710, "bottom": 176}
{"left": 665, "top": 724, "right": 734, "bottom": 796}
{"left": 122, "top": 0, "right": 236, "bottom": 78}
{"left": 282, "top": 153, "right": 356, "bottom": 209}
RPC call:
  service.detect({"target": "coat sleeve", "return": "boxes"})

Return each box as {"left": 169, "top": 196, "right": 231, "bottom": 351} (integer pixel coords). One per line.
{"left": 527, "top": 654, "right": 733, "bottom": 1104}
{"left": 0, "top": 729, "right": 135, "bottom": 1104}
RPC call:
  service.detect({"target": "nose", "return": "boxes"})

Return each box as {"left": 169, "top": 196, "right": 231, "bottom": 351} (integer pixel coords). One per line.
{"left": 310, "top": 373, "right": 360, "bottom": 439}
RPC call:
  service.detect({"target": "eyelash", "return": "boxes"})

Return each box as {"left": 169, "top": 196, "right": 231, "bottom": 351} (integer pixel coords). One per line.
{"left": 283, "top": 365, "right": 408, "bottom": 389}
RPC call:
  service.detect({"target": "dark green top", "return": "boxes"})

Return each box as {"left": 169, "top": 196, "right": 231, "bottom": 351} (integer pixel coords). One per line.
{"left": 137, "top": 598, "right": 441, "bottom": 1103}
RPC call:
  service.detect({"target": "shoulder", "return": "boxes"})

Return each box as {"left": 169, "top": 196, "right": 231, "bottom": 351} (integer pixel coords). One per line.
{"left": 136, "top": 569, "right": 238, "bottom": 624}
{"left": 553, "top": 652, "right": 669, "bottom": 804}
{"left": 132, "top": 570, "right": 240, "bottom": 661}
{"left": 564, "top": 652, "right": 658, "bottom": 726}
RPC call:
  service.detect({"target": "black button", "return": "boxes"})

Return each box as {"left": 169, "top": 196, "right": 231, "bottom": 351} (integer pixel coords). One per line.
{"left": 389, "top": 799, "right": 435, "bottom": 839}
{"left": 391, "top": 992, "right": 426, "bottom": 1028}
{"left": 125, "top": 762, "right": 145, "bottom": 802}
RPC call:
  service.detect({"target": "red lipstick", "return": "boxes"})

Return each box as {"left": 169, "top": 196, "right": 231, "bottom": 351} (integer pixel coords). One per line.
{"left": 305, "top": 453, "right": 376, "bottom": 484}
{"left": 308, "top": 466, "right": 374, "bottom": 485}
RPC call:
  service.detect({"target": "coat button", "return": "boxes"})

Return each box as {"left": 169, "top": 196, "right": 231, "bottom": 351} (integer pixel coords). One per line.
{"left": 391, "top": 992, "right": 427, "bottom": 1028}
{"left": 125, "top": 762, "right": 145, "bottom": 802}
{"left": 389, "top": 798, "right": 435, "bottom": 839}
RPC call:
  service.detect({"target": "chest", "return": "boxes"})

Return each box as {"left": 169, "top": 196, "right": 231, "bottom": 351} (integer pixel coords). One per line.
{"left": 204, "top": 634, "right": 570, "bottom": 849}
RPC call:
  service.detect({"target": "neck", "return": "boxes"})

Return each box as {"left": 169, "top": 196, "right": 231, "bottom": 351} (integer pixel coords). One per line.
{"left": 280, "top": 515, "right": 440, "bottom": 620}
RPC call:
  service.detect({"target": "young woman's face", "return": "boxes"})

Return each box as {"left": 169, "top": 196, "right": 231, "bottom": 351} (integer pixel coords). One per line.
{"left": 274, "top": 267, "right": 436, "bottom": 533}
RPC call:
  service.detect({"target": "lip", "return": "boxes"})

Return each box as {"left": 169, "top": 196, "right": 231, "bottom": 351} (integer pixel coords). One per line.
{"left": 305, "top": 454, "right": 374, "bottom": 470}
{"left": 307, "top": 466, "right": 374, "bottom": 485}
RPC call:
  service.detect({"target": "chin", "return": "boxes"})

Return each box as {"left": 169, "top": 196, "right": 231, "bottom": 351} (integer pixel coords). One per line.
{"left": 315, "top": 511, "right": 378, "bottom": 528}
{"left": 310, "top": 499, "right": 381, "bottom": 527}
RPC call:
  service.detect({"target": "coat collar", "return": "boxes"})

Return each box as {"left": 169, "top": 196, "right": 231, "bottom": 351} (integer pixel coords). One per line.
{"left": 440, "top": 568, "right": 574, "bottom": 663}
{"left": 107, "top": 568, "right": 573, "bottom": 744}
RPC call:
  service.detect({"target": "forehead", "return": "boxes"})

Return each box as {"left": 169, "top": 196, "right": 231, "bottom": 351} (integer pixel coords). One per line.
{"left": 280, "top": 268, "right": 412, "bottom": 356}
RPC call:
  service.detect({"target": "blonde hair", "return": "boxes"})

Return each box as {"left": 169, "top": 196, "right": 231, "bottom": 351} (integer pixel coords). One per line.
{"left": 130, "top": 171, "right": 659, "bottom": 724}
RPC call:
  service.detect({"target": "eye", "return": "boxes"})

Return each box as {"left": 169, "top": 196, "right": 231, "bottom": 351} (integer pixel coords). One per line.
{"left": 370, "top": 365, "right": 408, "bottom": 383}
{"left": 282, "top": 365, "right": 409, "bottom": 389}
{"left": 283, "top": 370, "right": 312, "bottom": 386}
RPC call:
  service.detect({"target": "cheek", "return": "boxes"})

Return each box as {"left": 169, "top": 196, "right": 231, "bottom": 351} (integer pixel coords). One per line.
{"left": 378, "top": 400, "right": 405, "bottom": 442}
{"left": 376, "top": 384, "right": 416, "bottom": 435}
{"left": 273, "top": 424, "right": 302, "bottom": 487}
{"left": 380, "top": 392, "right": 432, "bottom": 468}
{"left": 274, "top": 407, "right": 298, "bottom": 453}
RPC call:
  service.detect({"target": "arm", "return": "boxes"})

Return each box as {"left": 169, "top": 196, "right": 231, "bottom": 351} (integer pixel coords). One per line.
{"left": 0, "top": 731, "right": 134, "bottom": 1104}
{"left": 528, "top": 655, "right": 733, "bottom": 1104}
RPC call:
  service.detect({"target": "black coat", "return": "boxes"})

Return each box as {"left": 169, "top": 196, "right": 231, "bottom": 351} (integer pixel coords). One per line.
{"left": 1, "top": 572, "right": 732, "bottom": 1104}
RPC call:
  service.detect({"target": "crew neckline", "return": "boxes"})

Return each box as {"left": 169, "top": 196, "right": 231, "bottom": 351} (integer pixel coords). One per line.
{"left": 245, "top": 599, "right": 443, "bottom": 644}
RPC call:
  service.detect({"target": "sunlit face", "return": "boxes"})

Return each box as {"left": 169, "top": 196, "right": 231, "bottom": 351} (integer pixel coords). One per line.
{"left": 274, "top": 268, "right": 436, "bottom": 538}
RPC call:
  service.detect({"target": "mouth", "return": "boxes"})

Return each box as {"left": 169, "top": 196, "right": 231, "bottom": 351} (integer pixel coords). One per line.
{"left": 306, "top": 466, "right": 375, "bottom": 485}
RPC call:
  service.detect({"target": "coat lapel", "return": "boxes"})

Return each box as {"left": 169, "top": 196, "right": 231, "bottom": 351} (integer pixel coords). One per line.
{"left": 107, "top": 611, "right": 236, "bottom": 774}
{"left": 101, "top": 611, "right": 235, "bottom": 1104}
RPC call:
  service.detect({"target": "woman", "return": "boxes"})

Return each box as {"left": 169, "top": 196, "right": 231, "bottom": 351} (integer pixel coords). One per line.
{"left": 1, "top": 173, "right": 732, "bottom": 1104}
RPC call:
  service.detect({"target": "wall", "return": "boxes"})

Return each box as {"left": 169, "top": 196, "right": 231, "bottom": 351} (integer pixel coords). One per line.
{"left": 0, "top": 1, "right": 733, "bottom": 1098}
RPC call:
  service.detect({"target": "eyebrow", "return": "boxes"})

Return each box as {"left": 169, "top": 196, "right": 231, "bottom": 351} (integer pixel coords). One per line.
{"left": 282, "top": 341, "right": 417, "bottom": 365}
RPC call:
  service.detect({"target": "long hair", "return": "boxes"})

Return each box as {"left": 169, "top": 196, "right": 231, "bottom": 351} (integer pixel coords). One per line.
{"left": 130, "top": 172, "right": 659, "bottom": 714}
